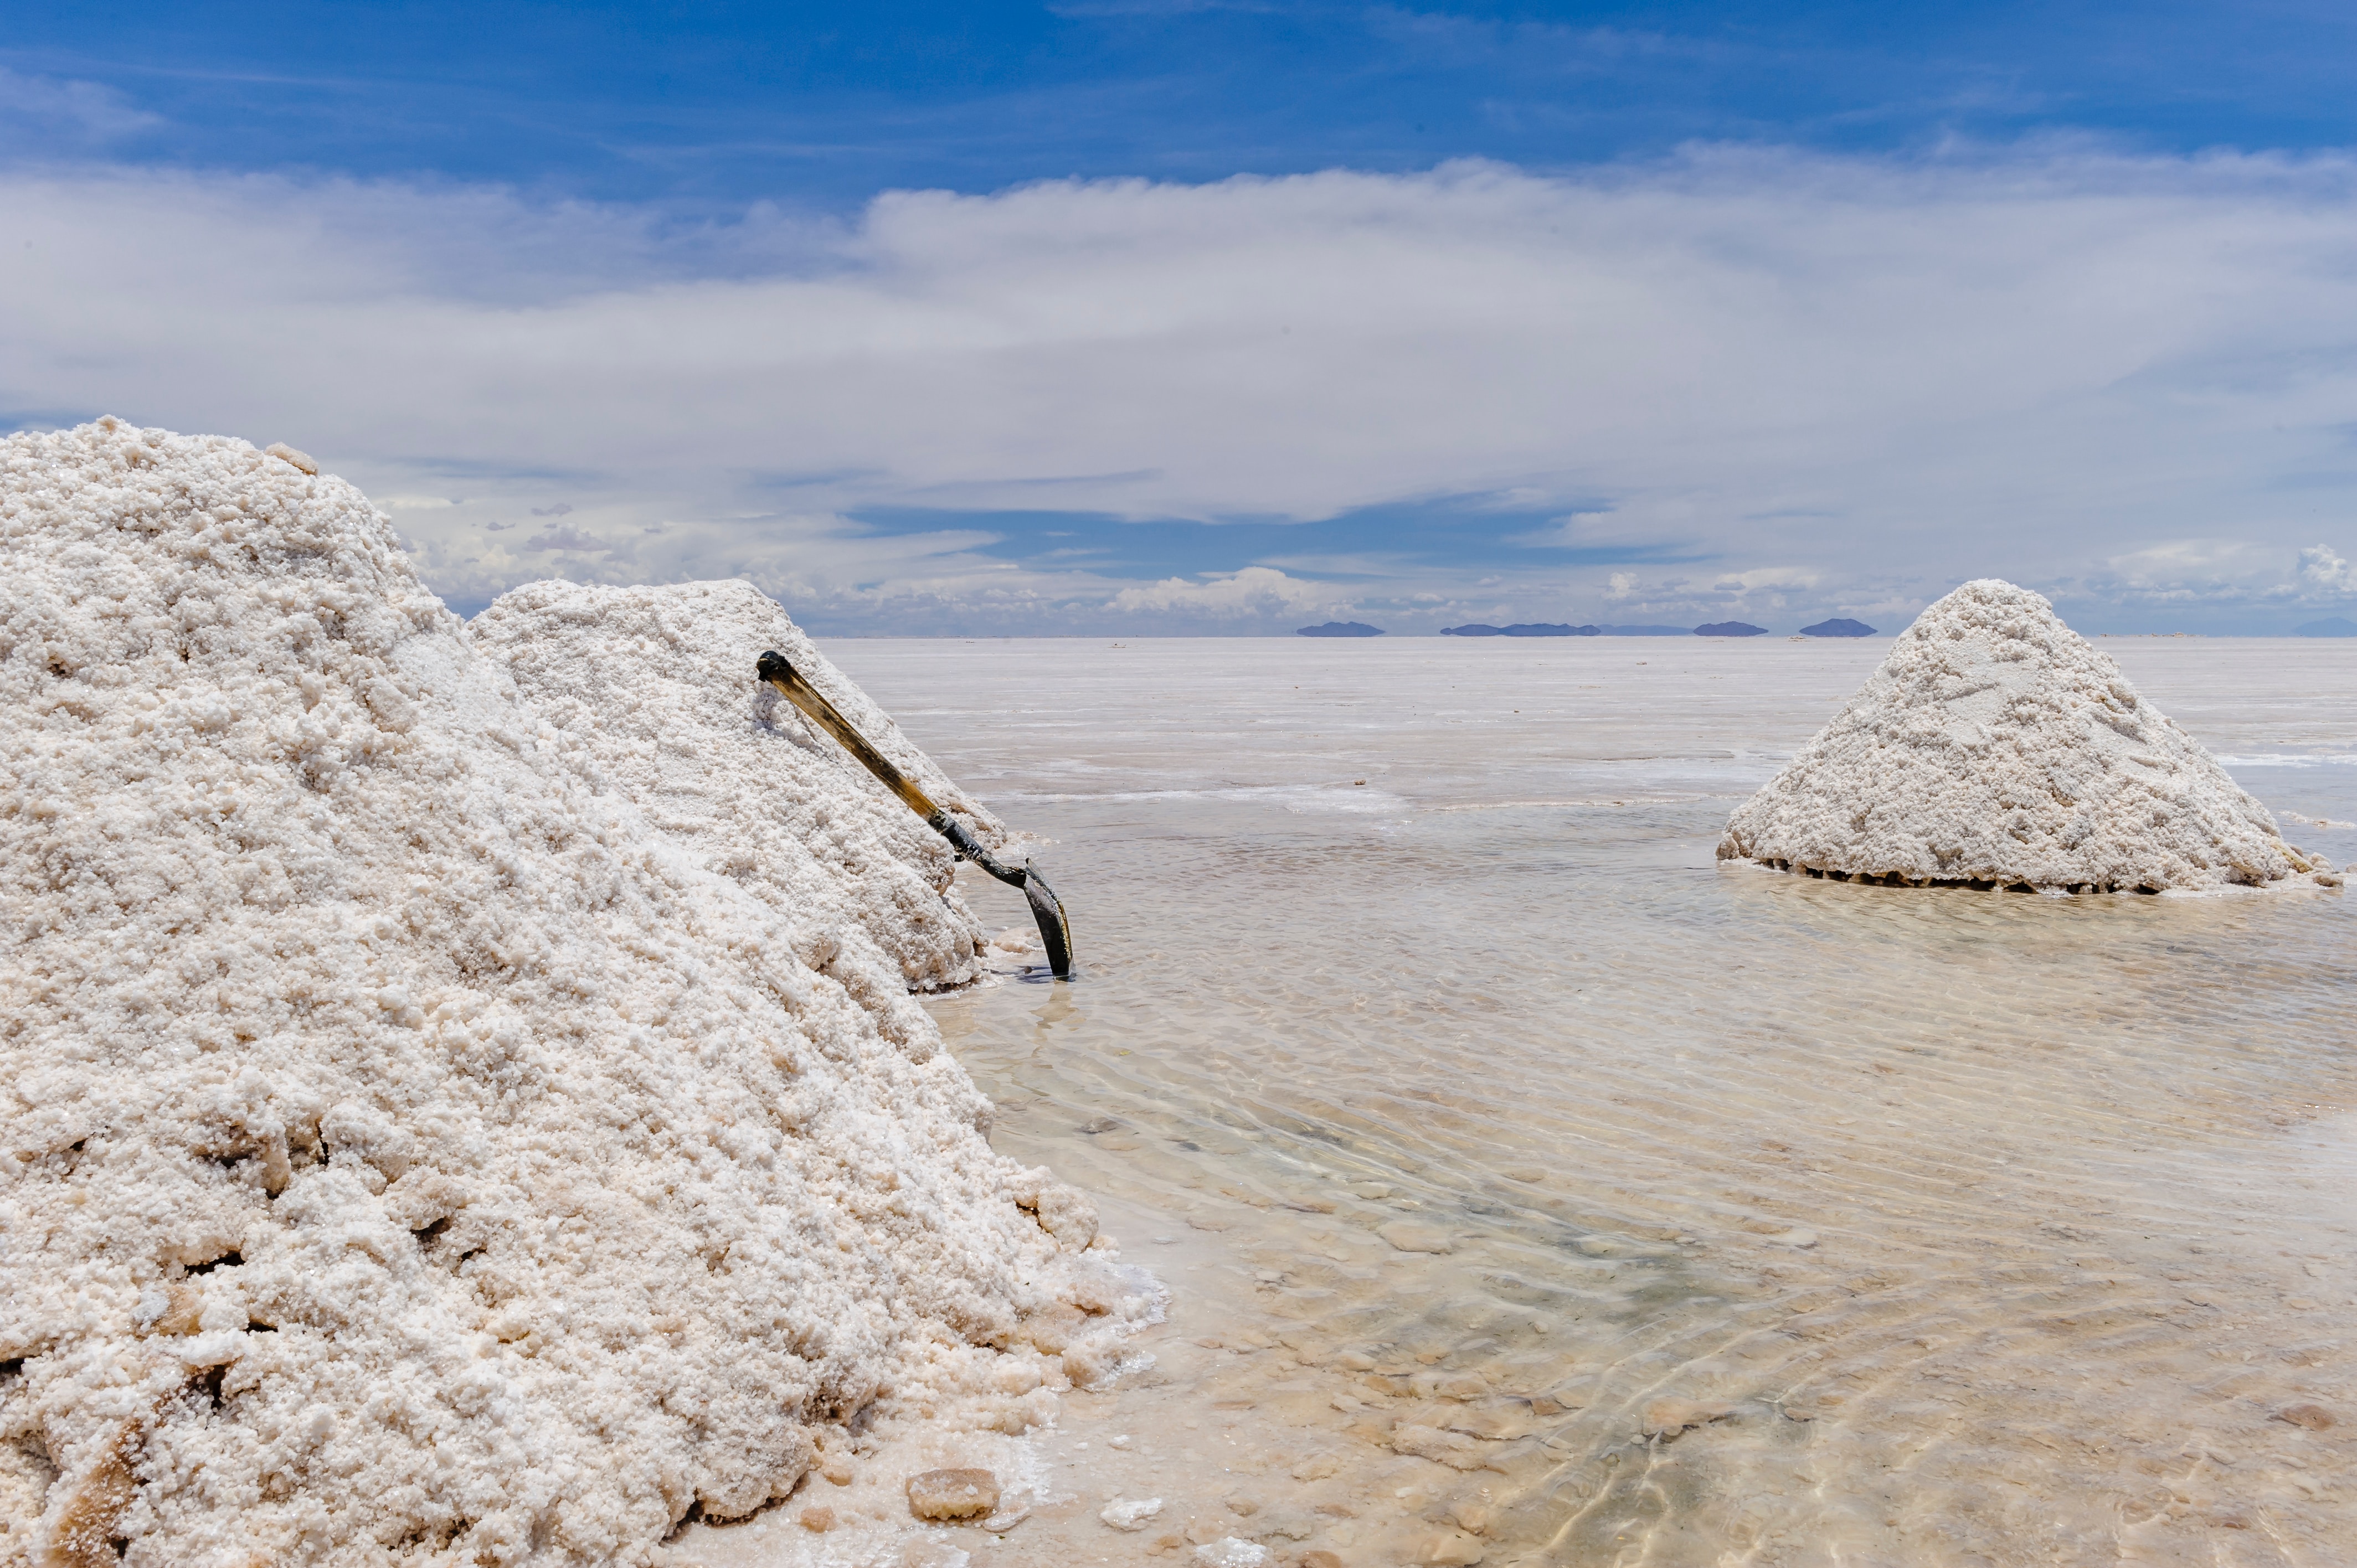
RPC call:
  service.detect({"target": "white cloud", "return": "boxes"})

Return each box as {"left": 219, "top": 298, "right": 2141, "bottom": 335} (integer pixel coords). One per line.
{"left": 2298, "top": 544, "right": 2357, "bottom": 595}
{"left": 1105, "top": 566, "right": 1341, "bottom": 620}
{"left": 4, "top": 149, "right": 2357, "bottom": 628}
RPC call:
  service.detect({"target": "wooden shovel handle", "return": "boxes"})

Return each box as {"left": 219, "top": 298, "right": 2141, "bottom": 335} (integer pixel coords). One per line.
{"left": 757, "top": 651, "right": 938, "bottom": 818}
{"left": 758, "top": 649, "right": 1072, "bottom": 977}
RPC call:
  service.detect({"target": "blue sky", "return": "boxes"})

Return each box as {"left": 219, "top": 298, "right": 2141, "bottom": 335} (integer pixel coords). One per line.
{"left": 14, "top": 3, "right": 2357, "bottom": 203}
{"left": 5, "top": 3, "right": 2357, "bottom": 632}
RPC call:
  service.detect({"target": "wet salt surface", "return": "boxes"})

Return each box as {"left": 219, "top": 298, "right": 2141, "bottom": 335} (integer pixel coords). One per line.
{"left": 696, "top": 638, "right": 2357, "bottom": 1567}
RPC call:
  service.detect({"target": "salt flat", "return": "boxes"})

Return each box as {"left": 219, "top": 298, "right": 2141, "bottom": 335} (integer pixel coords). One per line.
{"left": 797, "top": 635, "right": 2357, "bottom": 1567}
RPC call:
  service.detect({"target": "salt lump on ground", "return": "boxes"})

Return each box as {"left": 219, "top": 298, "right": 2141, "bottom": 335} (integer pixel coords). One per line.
{"left": 467, "top": 579, "right": 1008, "bottom": 992}
{"left": 0, "top": 420, "right": 1136, "bottom": 1567}
{"left": 1720, "top": 579, "right": 2338, "bottom": 893}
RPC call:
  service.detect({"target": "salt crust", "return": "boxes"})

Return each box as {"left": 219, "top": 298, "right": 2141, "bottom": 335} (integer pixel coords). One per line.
{"left": 1719, "top": 579, "right": 2338, "bottom": 893}
{"left": 466, "top": 579, "right": 1009, "bottom": 993}
{"left": 0, "top": 421, "right": 1133, "bottom": 1566}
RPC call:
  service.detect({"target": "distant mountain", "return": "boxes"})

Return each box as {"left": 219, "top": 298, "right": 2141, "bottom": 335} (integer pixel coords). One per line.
{"left": 2295, "top": 616, "right": 2357, "bottom": 637}
{"left": 1799, "top": 617, "right": 1879, "bottom": 637}
{"left": 1595, "top": 625, "right": 1695, "bottom": 636}
{"left": 1695, "top": 621, "right": 1769, "bottom": 637}
{"left": 1440, "top": 622, "right": 1600, "bottom": 637}
{"left": 1296, "top": 621, "right": 1385, "bottom": 637}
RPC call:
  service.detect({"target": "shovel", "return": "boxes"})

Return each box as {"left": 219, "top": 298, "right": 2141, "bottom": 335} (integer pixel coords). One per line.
{"left": 758, "top": 650, "right": 1073, "bottom": 979}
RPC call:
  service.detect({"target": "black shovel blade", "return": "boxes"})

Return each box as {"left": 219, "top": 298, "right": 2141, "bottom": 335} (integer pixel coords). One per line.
{"left": 1022, "top": 861, "right": 1074, "bottom": 979}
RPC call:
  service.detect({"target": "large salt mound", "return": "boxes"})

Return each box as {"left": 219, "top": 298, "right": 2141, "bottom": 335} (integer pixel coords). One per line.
{"left": 0, "top": 421, "right": 1117, "bottom": 1566}
{"left": 1718, "top": 579, "right": 2338, "bottom": 893}
{"left": 467, "top": 579, "right": 1008, "bottom": 993}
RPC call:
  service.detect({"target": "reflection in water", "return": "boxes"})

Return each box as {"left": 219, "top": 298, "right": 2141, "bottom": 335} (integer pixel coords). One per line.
{"left": 851, "top": 638, "right": 2357, "bottom": 1566}
{"left": 1030, "top": 985, "right": 1082, "bottom": 1038}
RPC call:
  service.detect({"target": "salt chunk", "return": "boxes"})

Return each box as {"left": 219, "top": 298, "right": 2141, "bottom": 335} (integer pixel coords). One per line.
{"left": 1391, "top": 1422, "right": 1488, "bottom": 1469}
{"left": 1033, "top": 1182, "right": 1100, "bottom": 1249}
{"left": 906, "top": 1468, "right": 1000, "bottom": 1520}
{"left": 132, "top": 1285, "right": 191, "bottom": 1335}
{"left": 1192, "top": 1537, "right": 1269, "bottom": 1567}
{"left": 1099, "top": 1497, "right": 1165, "bottom": 1531}
{"left": 980, "top": 1490, "right": 1032, "bottom": 1533}
{"left": 1061, "top": 1337, "right": 1124, "bottom": 1389}
{"left": 176, "top": 1330, "right": 249, "bottom": 1368}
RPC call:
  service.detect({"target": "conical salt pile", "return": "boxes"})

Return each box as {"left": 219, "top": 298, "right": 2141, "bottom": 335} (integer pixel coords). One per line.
{"left": 0, "top": 421, "right": 1133, "bottom": 1566}
{"left": 1719, "top": 579, "right": 2338, "bottom": 893}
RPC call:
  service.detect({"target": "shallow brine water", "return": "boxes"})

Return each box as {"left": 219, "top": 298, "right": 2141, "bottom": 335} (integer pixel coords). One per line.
{"left": 697, "top": 637, "right": 2357, "bottom": 1568}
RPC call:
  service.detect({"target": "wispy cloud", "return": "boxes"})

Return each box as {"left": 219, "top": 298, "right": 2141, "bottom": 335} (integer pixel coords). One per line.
{"left": 4, "top": 149, "right": 2357, "bottom": 630}
{"left": 522, "top": 525, "right": 610, "bottom": 553}
{"left": 0, "top": 68, "right": 162, "bottom": 148}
